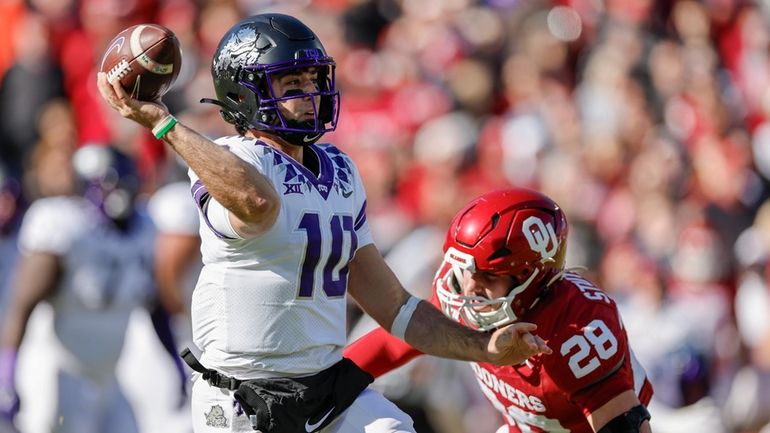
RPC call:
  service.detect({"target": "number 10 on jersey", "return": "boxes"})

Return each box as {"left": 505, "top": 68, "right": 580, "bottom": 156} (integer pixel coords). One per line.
{"left": 296, "top": 212, "right": 358, "bottom": 298}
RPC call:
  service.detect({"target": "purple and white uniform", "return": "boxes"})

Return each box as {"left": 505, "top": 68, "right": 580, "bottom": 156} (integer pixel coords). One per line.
{"left": 188, "top": 136, "right": 371, "bottom": 379}
{"left": 16, "top": 196, "right": 155, "bottom": 433}
{"left": 187, "top": 137, "right": 414, "bottom": 433}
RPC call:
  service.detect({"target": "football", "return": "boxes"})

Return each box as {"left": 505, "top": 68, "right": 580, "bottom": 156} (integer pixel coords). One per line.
{"left": 99, "top": 24, "right": 182, "bottom": 101}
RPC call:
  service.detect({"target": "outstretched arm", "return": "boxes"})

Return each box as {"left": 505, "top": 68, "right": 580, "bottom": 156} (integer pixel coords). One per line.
{"left": 347, "top": 245, "right": 551, "bottom": 366}
{"left": 96, "top": 73, "right": 279, "bottom": 237}
{"left": 344, "top": 327, "right": 423, "bottom": 378}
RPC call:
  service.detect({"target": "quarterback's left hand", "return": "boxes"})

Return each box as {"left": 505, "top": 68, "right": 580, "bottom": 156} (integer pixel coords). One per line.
{"left": 487, "top": 322, "right": 552, "bottom": 365}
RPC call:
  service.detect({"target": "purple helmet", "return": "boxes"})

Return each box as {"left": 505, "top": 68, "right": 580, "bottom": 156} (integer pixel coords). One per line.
{"left": 207, "top": 13, "right": 339, "bottom": 146}
{"left": 72, "top": 145, "right": 139, "bottom": 228}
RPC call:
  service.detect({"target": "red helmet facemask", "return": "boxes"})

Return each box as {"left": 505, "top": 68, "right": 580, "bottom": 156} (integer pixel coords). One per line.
{"left": 437, "top": 188, "right": 568, "bottom": 330}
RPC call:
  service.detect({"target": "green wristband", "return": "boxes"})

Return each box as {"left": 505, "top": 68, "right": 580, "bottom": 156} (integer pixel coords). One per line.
{"left": 153, "top": 115, "right": 178, "bottom": 139}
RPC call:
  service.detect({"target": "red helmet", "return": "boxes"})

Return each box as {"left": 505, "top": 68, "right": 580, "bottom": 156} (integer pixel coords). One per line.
{"left": 437, "top": 188, "right": 568, "bottom": 330}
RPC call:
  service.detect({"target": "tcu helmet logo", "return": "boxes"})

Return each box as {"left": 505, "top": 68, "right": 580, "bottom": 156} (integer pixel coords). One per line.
{"left": 522, "top": 216, "right": 559, "bottom": 261}
{"left": 298, "top": 48, "right": 322, "bottom": 59}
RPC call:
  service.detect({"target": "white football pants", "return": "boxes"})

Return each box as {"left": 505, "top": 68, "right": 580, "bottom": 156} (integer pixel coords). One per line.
{"left": 190, "top": 373, "right": 415, "bottom": 433}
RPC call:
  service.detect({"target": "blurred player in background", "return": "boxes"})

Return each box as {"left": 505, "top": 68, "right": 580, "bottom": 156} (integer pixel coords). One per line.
{"left": 0, "top": 145, "right": 186, "bottom": 433}
{"left": 618, "top": 222, "right": 739, "bottom": 433}
{"left": 148, "top": 176, "right": 202, "bottom": 347}
{"left": 346, "top": 188, "right": 654, "bottom": 433}
{"left": 0, "top": 164, "right": 22, "bottom": 318}
{"left": 96, "top": 12, "right": 550, "bottom": 433}
{"left": 0, "top": 164, "right": 22, "bottom": 433}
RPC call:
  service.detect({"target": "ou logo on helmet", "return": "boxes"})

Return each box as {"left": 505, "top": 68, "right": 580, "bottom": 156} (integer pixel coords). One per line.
{"left": 522, "top": 216, "right": 559, "bottom": 261}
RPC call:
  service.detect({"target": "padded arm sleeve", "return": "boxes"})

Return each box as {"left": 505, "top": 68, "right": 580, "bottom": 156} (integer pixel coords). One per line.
{"left": 597, "top": 405, "right": 651, "bottom": 433}
{"left": 344, "top": 327, "right": 423, "bottom": 378}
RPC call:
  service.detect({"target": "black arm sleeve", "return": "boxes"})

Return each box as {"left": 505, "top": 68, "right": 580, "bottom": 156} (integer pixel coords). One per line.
{"left": 597, "top": 405, "right": 651, "bottom": 433}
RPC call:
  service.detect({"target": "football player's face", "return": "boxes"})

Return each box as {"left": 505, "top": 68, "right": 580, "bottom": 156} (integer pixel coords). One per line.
{"left": 272, "top": 67, "right": 321, "bottom": 122}
{"left": 461, "top": 269, "right": 514, "bottom": 311}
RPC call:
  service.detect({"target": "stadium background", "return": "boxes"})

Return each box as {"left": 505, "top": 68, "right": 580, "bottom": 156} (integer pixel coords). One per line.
{"left": 2, "top": 0, "right": 770, "bottom": 432}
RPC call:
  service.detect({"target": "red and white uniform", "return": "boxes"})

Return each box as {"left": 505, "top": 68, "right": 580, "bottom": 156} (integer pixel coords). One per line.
{"left": 345, "top": 266, "right": 653, "bottom": 433}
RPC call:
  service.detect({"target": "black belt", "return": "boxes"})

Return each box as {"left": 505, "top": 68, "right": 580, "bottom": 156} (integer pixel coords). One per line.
{"left": 180, "top": 347, "right": 242, "bottom": 391}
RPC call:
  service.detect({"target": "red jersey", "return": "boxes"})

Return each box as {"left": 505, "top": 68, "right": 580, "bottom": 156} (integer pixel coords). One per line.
{"left": 344, "top": 267, "right": 653, "bottom": 433}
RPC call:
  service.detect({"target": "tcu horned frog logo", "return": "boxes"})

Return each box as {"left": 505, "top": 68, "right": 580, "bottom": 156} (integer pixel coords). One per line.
{"left": 205, "top": 405, "right": 229, "bottom": 428}
{"left": 522, "top": 216, "right": 559, "bottom": 261}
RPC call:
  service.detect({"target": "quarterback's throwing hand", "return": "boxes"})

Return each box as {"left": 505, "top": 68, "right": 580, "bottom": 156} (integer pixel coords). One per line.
{"left": 487, "top": 322, "right": 552, "bottom": 365}
{"left": 96, "top": 72, "right": 168, "bottom": 131}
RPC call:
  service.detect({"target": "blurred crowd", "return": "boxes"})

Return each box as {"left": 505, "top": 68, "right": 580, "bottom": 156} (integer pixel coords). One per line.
{"left": 2, "top": 0, "right": 770, "bottom": 432}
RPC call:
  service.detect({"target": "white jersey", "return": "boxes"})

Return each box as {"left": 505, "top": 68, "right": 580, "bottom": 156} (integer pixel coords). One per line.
{"left": 189, "top": 137, "right": 372, "bottom": 379}
{"left": 147, "top": 180, "right": 201, "bottom": 300}
{"left": 147, "top": 180, "right": 202, "bottom": 345}
{"left": 148, "top": 181, "right": 200, "bottom": 236}
{"left": 18, "top": 196, "right": 156, "bottom": 381}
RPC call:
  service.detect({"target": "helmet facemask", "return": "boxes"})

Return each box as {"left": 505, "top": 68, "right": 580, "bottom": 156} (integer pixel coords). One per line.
{"left": 437, "top": 247, "right": 542, "bottom": 331}
{"left": 238, "top": 55, "right": 339, "bottom": 145}
{"left": 437, "top": 188, "right": 570, "bottom": 331}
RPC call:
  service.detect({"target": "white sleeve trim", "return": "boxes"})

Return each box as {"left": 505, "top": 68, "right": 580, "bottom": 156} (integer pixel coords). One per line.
{"left": 206, "top": 197, "right": 243, "bottom": 240}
